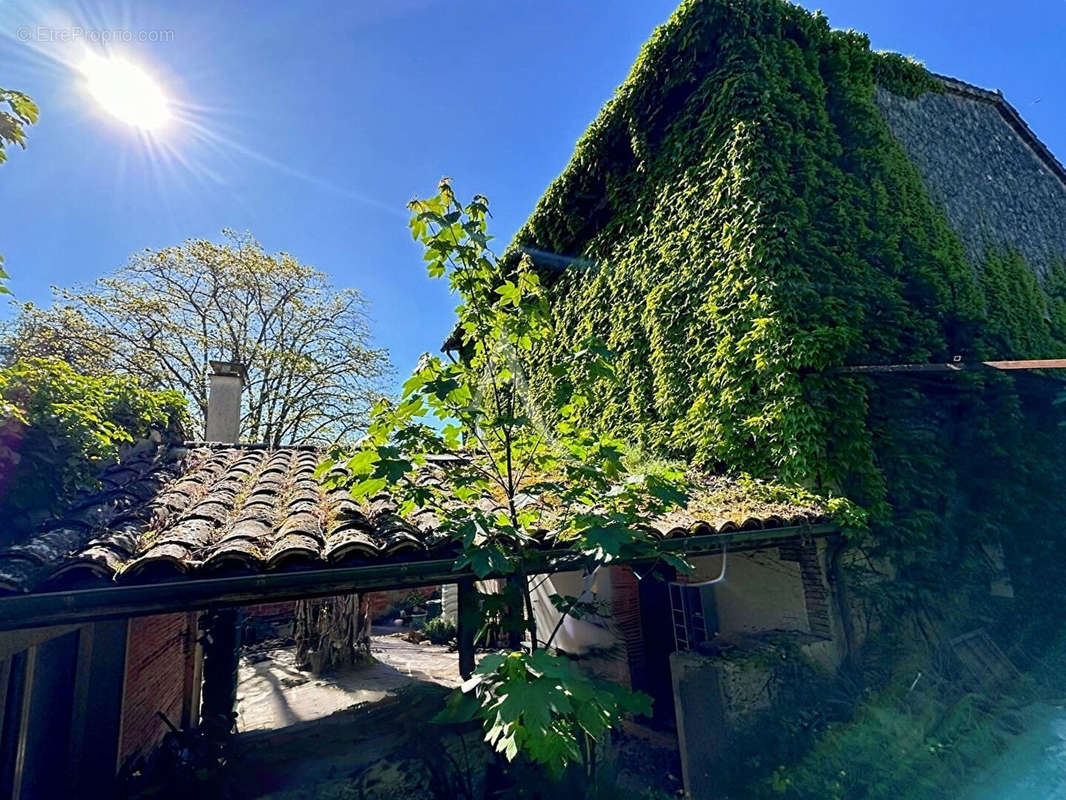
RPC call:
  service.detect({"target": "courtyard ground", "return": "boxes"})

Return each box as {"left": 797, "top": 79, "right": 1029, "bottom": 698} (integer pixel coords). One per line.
{"left": 227, "top": 683, "right": 479, "bottom": 800}
{"left": 180, "top": 630, "right": 683, "bottom": 799}
{"left": 236, "top": 630, "right": 464, "bottom": 732}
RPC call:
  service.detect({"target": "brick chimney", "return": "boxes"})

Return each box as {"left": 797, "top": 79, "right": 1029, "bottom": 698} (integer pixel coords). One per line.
{"left": 205, "top": 361, "right": 245, "bottom": 443}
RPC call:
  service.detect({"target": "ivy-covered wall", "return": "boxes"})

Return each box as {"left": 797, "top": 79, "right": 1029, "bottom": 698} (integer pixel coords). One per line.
{"left": 512, "top": 0, "right": 1066, "bottom": 605}
{"left": 876, "top": 84, "right": 1066, "bottom": 273}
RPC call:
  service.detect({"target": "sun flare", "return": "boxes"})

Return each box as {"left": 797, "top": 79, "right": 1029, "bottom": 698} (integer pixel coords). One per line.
{"left": 81, "top": 53, "right": 170, "bottom": 130}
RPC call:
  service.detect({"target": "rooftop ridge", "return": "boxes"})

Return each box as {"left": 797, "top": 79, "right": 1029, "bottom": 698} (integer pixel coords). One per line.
{"left": 183, "top": 441, "right": 325, "bottom": 452}
{"left": 933, "top": 73, "right": 1066, "bottom": 192}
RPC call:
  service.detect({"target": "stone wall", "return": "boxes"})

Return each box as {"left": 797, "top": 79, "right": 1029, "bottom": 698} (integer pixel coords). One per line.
{"left": 876, "top": 83, "right": 1066, "bottom": 273}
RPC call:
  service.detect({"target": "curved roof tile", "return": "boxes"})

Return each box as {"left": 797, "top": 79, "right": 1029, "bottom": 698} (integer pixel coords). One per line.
{"left": 0, "top": 442, "right": 834, "bottom": 595}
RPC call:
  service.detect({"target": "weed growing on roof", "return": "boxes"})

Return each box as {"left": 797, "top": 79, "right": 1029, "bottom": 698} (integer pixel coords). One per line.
{"left": 0, "top": 357, "right": 187, "bottom": 534}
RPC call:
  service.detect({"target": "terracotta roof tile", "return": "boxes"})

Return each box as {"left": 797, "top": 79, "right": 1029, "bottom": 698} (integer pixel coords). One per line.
{"left": 0, "top": 442, "right": 832, "bottom": 595}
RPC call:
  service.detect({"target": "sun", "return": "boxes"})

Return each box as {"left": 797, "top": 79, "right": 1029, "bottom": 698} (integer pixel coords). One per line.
{"left": 81, "top": 53, "right": 171, "bottom": 130}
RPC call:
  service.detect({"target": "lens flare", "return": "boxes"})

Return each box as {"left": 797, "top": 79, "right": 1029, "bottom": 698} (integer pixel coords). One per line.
{"left": 81, "top": 53, "right": 170, "bottom": 130}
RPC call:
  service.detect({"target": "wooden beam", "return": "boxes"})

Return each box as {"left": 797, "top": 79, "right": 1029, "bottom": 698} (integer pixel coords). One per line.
{"left": 199, "top": 608, "right": 241, "bottom": 742}
{"left": 0, "top": 525, "right": 839, "bottom": 632}
{"left": 983, "top": 359, "right": 1066, "bottom": 370}
{"left": 832, "top": 358, "right": 1066, "bottom": 375}
{"left": 10, "top": 646, "right": 35, "bottom": 800}
{"left": 66, "top": 625, "right": 94, "bottom": 791}
{"left": 456, "top": 578, "right": 476, "bottom": 680}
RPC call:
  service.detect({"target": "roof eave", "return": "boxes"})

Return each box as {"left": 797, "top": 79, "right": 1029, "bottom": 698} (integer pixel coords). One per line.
{"left": 0, "top": 523, "right": 839, "bottom": 632}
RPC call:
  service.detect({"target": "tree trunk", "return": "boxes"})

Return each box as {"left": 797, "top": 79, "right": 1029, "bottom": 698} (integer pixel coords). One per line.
{"left": 293, "top": 594, "right": 371, "bottom": 674}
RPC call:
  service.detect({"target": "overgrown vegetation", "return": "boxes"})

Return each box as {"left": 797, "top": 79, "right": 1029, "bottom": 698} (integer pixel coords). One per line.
{"left": 514, "top": 0, "right": 1065, "bottom": 541}
{"left": 320, "top": 180, "right": 694, "bottom": 776}
{"left": 513, "top": 0, "right": 1066, "bottom": 610}
{"left": 507, "top": 0, "right": 1066, "bottom": 794}
{"left": 0, "top": 86, "right": 38, "bottom": 294}
{"left": 664, "top": 626, "right": 1057, "bottom": 799}
{"left": 0, "top": 88, "right": 37, "bottom": 165}
{"left": 0, "top": 358, "right": 187, "bottom": 532}
{"left": 423, "top": 616, "right": 457, "bottom": 645}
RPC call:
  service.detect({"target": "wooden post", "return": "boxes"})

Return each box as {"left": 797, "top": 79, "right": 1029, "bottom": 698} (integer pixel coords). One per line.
{"left": 457, "top": 578, "right": 476, "bottom": 680}
{"left": 199, "top": 607, "right": 241, "bottom": 742}
{"left": 505, "top": 576, "right": 523, "bottom": 651}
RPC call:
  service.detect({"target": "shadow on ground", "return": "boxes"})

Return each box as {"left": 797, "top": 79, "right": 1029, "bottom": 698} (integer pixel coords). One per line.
{"left": 227, "top": 682, "right": 486, "bottom": 800}
{"left": 236, "top": 633, "right": 464, "bottom": 732}
{"left": 132, "top": 634, "right": 680, "bottom": 800}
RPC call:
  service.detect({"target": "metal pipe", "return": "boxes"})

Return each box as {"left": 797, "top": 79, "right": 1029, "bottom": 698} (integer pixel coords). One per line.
{"left": 672, "top": 544, "right": 728, "bottom": 588}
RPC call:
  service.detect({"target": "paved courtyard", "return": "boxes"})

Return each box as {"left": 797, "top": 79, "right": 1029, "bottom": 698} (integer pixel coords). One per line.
{"left": 236, "top": 632, "right": 464, "bottom": 732}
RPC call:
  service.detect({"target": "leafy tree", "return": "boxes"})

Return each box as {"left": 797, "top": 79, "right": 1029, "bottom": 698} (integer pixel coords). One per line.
{"left": 319, "top": 180, "right": 691, "bottom": 776}
{"left": 0, "top": 87, "right": 39, "bottom": 294}
{"left": 0, "top": 88, "right": 37, "bottom": 164}
{"left": 3, "top": 231, "right": 390, "bottom": 444}
{"left": 3, "top": 303, "right": 115, "bottom": 374}
{"left": 0, "top": 358, "right": 187, "bottom": 534}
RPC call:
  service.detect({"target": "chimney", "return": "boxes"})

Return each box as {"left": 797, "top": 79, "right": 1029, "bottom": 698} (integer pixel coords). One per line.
{"left": 205, "top": 361, "right": 245, "bottom": 443}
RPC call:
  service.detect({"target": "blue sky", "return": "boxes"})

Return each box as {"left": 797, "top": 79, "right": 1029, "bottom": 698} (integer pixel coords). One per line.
{"left": 1, "top": 0, "right": 1063, "bottom": 387}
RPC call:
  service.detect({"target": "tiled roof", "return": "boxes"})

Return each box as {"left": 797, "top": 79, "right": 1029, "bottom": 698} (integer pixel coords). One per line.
{"left": 936, "top": 73, "right": 1066, "bottom": 192}
{"left": 0, "top": 443, "right": 831, "bottom": 596}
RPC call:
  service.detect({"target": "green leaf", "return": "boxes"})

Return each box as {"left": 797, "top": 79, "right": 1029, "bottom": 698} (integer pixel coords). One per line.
{"left": 474, "top": 653, "right": 507, "bottom": 674}
{"left": 401, "top": 369, "right": 430, "bottom": 397}
{"left": 345, "top": 449, "right": 377, "bottom": 477}
{"left": 351, "top": 476, "right": 387, "bottom": 499}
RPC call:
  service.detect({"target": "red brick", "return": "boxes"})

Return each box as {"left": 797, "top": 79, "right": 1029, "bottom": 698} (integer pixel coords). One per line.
{"left": 119, "top": 612, "right": 197, "bottom": 765}
{"left": 244, "top": 601, "right": 296, "bottom": 618}
{"left": 610, "top": 566, "right": 643, "bottom": 690}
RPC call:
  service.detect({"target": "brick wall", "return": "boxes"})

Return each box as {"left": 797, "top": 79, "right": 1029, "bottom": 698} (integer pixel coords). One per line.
{"left": 367, "top": 591, "right": 393, "bottom": 619}
{"left": 609, "top": 566, "right": 643, "bottom": 689}
{"left": 243, "top": 601, "right": 295, "bottom": 619}
{"left": 367, "top": 587, "right": 438, "bottom": 621}
{"left": 118, "top": 612, "right": 198, "bottom": 765}
{"left": 778, "top": 540, "right": 832, "bottom": 639}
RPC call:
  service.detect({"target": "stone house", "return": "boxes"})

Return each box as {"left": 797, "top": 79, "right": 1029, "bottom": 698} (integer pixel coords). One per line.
{"left": 529, "top": 492, "right": 846, "bottom": 729}
{"left": 2, "top": 3, "right": 1064, "bottom": 797}
{"left": 0, "top": 362, "right": 841, "bottom": 796}
{"left": 509, "top": 0, "right": 1066, "bottom": 795}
